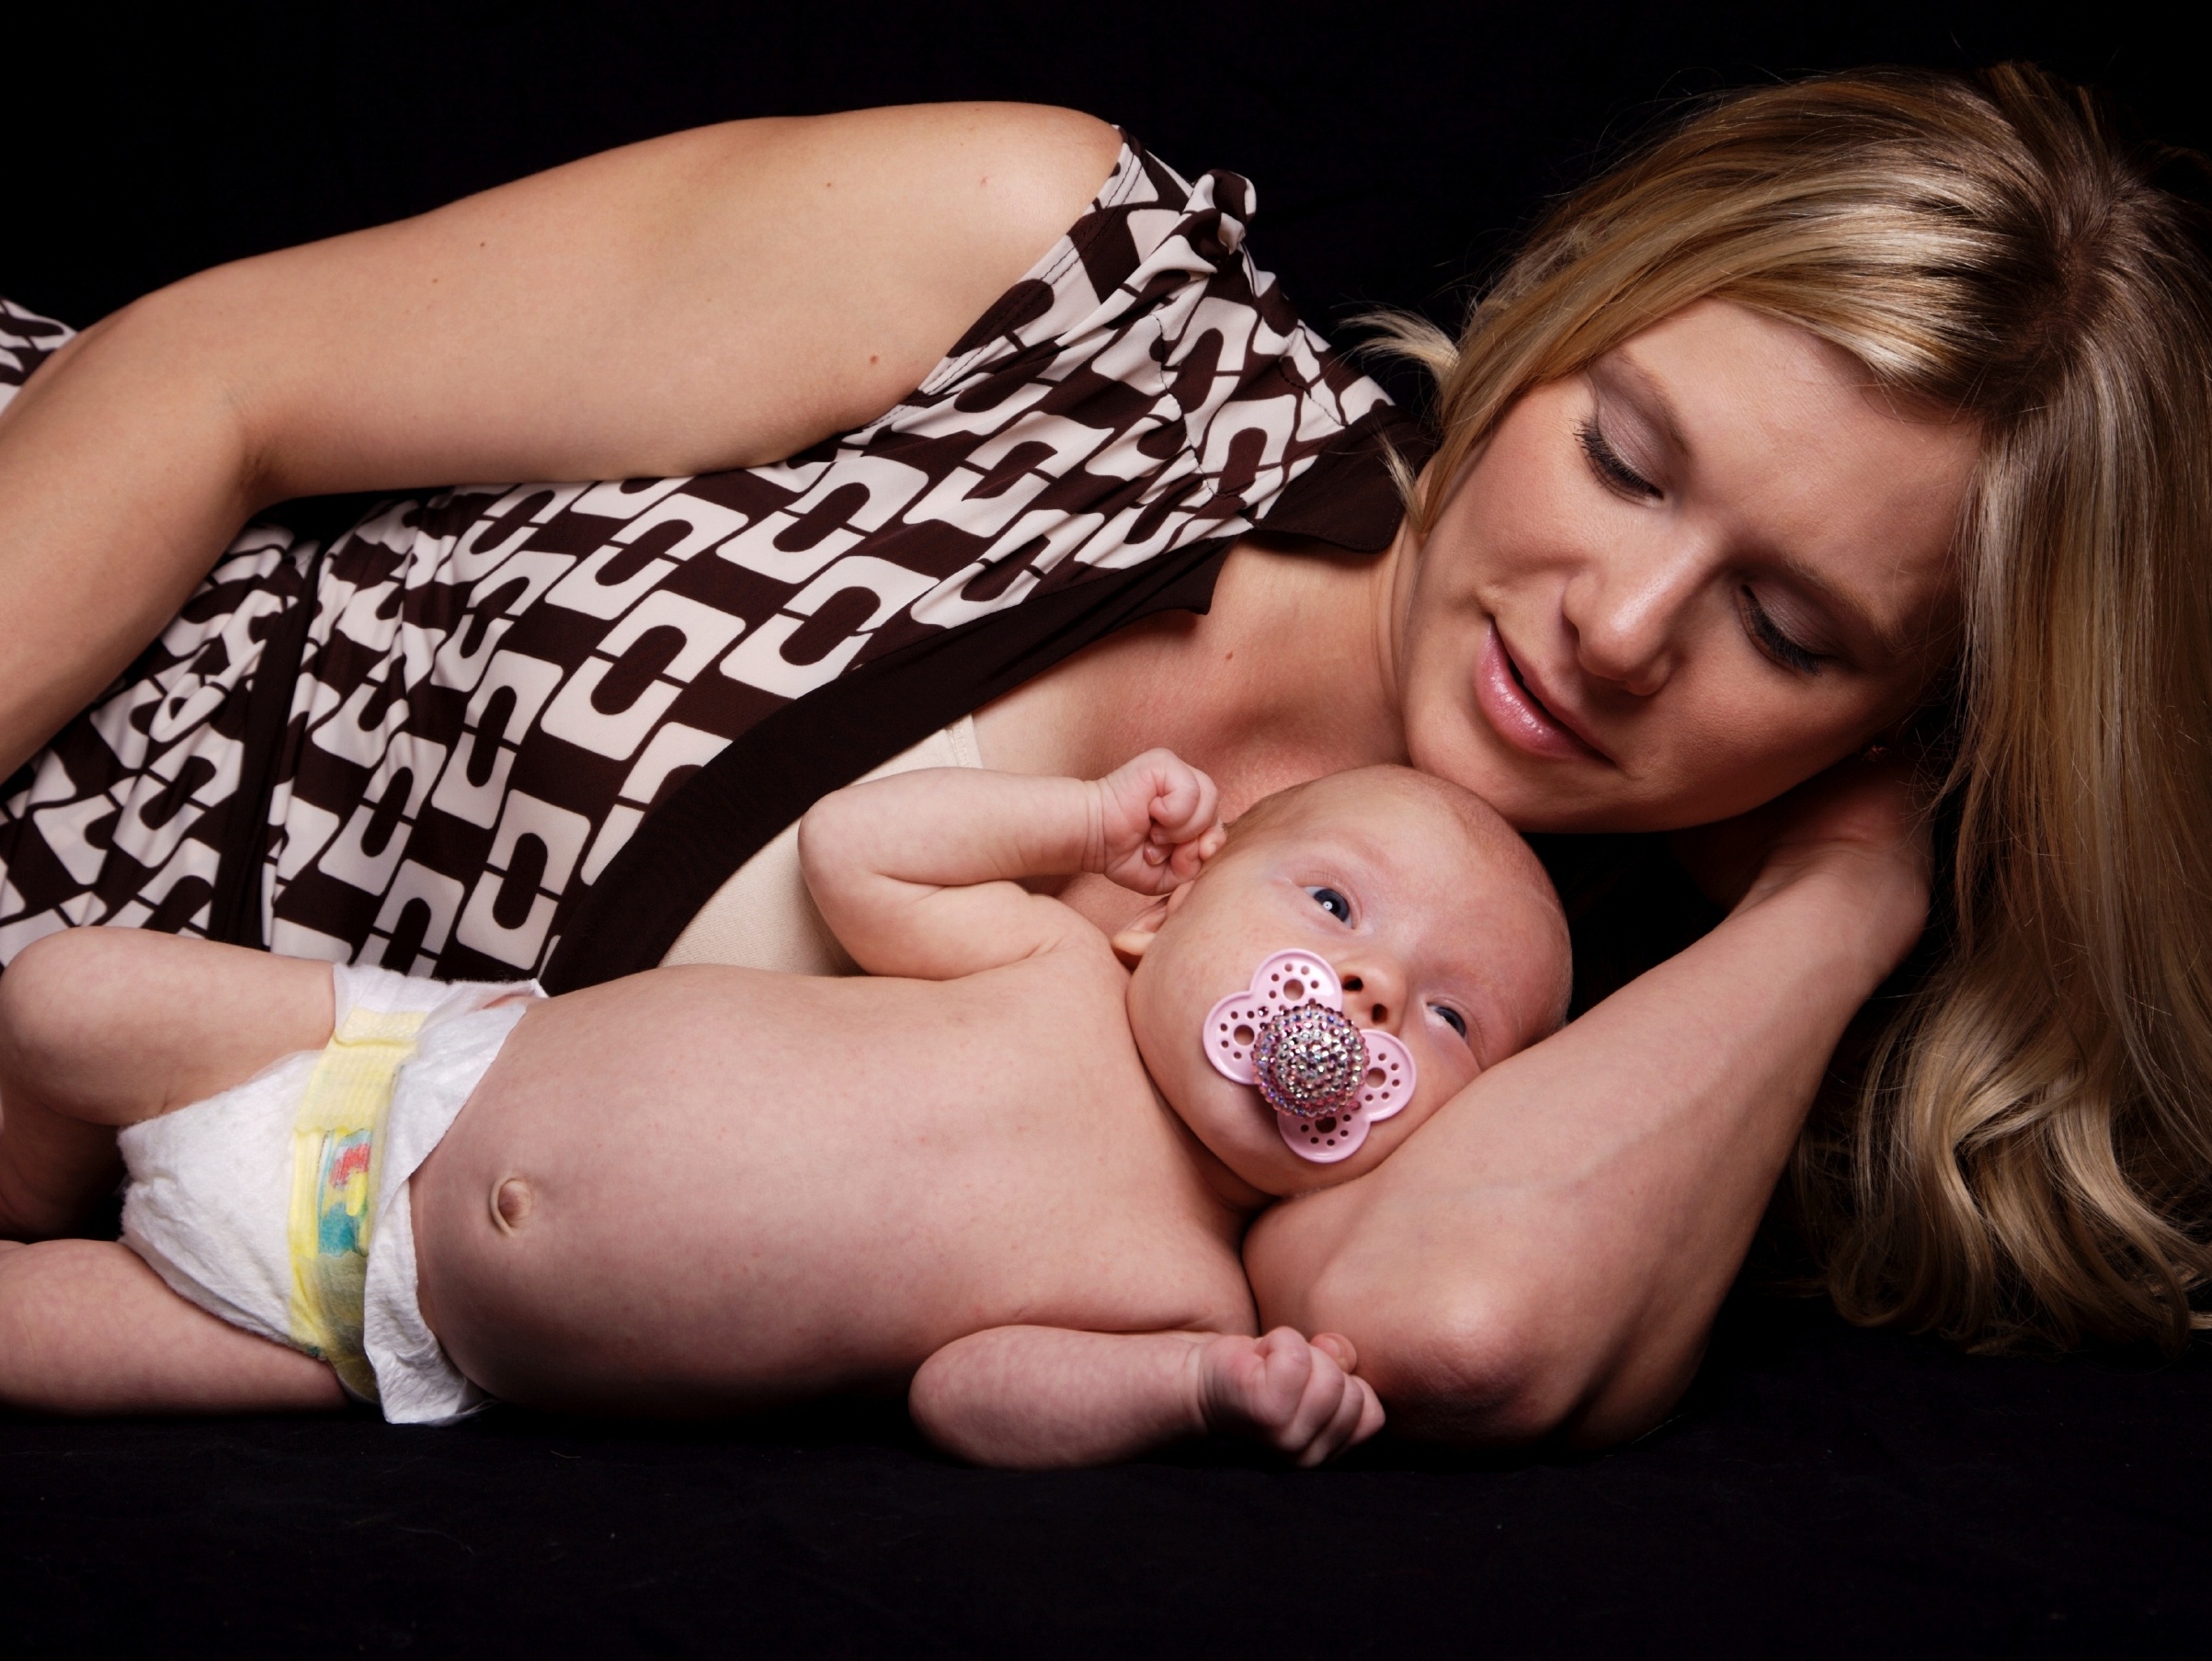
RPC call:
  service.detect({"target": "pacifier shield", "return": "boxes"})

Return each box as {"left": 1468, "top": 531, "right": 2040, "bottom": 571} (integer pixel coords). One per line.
{"left": 1272, "top": 1025, "right": 1417, "bottom": 1164}
{"left": 1201, "top": 949, "right": 1419, "bottom": 1165}
{"left": 1203, "top": 950, "right": 1342, "bottom": 1084}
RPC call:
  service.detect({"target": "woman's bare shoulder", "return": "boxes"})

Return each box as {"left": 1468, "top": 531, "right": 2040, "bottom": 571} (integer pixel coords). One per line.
{"left": 811, "top": 101, "right": 1123, "bottom": 218}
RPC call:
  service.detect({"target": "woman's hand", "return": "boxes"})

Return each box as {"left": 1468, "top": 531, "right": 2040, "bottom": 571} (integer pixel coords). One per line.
{"left": 1671, "top": 750, "right": 1933, "bottom": 977}
{"left": 1086, "top": 749, "right": 1227, "bottom": 894}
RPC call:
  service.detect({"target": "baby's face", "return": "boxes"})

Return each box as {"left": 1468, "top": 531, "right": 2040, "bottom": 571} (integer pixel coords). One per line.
{"left": 1120, "top": 768, "right": 1569, "bottom": 1197}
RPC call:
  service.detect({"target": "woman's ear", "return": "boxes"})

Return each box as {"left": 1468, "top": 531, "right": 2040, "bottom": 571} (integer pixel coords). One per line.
{"left": 1110, "top": 882, "right": 1192, "bottom": 968}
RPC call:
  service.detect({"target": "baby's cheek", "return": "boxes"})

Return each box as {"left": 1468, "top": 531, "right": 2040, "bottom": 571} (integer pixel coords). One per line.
{"left": 1419, "top": 1048, "right": 1484, "bottom": 1118}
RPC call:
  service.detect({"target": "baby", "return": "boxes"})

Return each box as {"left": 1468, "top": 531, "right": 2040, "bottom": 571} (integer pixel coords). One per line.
{"left": 0, "top": 755, "right": 1568, "bottom": 1466}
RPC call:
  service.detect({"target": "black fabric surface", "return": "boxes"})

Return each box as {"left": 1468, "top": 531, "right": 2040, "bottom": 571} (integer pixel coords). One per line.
{"left": 8, "top": 3, "right": 2209, "bottom": 1654}
{"left": 6, "top": 1294, "right": 2207, "bottom": 1655}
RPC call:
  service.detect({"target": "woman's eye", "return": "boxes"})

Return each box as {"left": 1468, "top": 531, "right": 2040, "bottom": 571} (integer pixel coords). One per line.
{"left": 1431, "top": 1004, "right": 1468, "bottom": 1040}
{"left": 1577, "top": 418, "right": 1661, "bottom": 501}
{"left": 1306, "top": 886, "right": 1351, "bottom": 923}
{"left": 1739, "top": 586, "right": 1824, "bottom": 675}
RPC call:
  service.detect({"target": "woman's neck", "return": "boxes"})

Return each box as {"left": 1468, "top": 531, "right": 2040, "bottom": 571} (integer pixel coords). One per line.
{"left": 973, "top": 530, "right": 1409, "bottom": 823}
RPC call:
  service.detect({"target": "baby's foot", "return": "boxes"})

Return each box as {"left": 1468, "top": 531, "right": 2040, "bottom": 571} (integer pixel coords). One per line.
{"left": 1193, "top": 1327, "right": 1385, "bottom": 1466}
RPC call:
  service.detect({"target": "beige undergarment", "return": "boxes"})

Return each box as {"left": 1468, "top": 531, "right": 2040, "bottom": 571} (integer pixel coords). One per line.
{"left": 659, "top": 714, "right": 985, "bottom": 975}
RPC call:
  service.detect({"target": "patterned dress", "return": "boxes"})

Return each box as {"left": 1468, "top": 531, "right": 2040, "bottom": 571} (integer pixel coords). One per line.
{"left": 0, "top": 137, "right": 1414, "bottom": 989}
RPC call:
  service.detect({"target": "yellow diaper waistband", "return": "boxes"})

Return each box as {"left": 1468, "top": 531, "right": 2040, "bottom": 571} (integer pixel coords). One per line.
{"left": 286, "top": 1003, "right": 427, "bottom": 1402}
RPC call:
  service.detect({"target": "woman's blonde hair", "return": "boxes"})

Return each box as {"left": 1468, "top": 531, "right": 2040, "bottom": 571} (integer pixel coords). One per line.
{"left": 1375, "top": 64, "right": 2212, "bottom": 1352}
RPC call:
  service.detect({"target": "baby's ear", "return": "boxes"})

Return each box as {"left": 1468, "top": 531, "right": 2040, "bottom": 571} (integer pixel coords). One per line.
{"left": 1109, "top": 882, "right": 1192, "bottom": 967}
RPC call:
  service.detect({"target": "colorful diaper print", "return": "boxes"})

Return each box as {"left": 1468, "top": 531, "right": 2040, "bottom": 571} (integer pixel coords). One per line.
{"left": 286, "top": 1006, "right": 427, "bottom": 1400}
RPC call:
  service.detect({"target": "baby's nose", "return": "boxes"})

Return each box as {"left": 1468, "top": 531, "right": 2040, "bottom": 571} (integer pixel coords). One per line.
{"left": 1336, "top": 966, "right": 1403, "bottom": 1030}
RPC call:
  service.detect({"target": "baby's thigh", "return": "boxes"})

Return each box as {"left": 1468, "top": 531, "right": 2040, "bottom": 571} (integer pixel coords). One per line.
{"left": 1, "top": 929, "right": 333, "bottom": 1121}
{"left": 0, "top": 1237, "right": 343, "bottom": 1414}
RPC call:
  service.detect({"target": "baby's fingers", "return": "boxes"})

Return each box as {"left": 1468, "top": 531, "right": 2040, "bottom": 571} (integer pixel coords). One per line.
{"left": 1144, "top": 757, "right": 1221, "bottom": 848}
{"left": 1298, "top": 1374, "right": 1385, "bottom": 1468}
{"left": 1284, "top": 1354, "right": 1355, "bottom": 1466}
{"left": 1311, "top": 1331, "right": 1359, "bottom": 1373}
{"left": 1163, "top": 820, "right": 1227, "bottom": 882}
{"left": 1251, "top": 1329, "right": 1357, "bottom": 1462}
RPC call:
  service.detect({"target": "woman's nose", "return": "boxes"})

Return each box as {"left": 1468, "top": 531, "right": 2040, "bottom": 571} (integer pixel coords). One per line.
{"left": 1559, "top": 547, "right": 1703, "bottom": 698}
{"left": 1335, "top": 961, "right": 1408, "bottom": 1032}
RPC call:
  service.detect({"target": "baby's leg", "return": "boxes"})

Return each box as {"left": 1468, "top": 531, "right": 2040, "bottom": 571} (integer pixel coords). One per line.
{"left": 909, "top": 1325, "right": 1385, "bottom": 1469}
{"left": 0, "top": 1239, "right": 343, "bottom": 1414}
{"left": 0, "top": 928, "right": 334, "bottom": 1237}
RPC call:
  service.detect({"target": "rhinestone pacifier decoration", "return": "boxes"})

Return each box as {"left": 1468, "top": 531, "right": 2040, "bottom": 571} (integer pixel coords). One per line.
{"left": 1202, "top": 950, "right": 1417, "bottom": 1164}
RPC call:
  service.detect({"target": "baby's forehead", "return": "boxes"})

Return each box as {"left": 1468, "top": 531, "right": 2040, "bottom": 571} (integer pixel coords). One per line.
{"left": 1230, "top": 777, "right": 1571, "bottom": 1041}
{"left": 1260, "top": 780, "right": 1514, "bottom": 874}
{"left": 1254, "top": 784, "right": 1563, "bottom": 945}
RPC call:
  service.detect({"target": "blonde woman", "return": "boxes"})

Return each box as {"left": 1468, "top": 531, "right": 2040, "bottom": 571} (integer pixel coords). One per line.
{"left": 1, "top": 65, "right": 2206, "bottom": 1443}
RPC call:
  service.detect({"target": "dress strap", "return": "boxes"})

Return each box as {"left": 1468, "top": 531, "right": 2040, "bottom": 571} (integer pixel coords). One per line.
{"left": 206, "top": 539, "right": 327, "bottom": 950}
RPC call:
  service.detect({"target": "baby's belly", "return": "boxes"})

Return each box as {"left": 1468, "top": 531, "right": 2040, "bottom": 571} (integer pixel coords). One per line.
{"left": 407, "top": 968, "right": 1247, "bottom": 1413}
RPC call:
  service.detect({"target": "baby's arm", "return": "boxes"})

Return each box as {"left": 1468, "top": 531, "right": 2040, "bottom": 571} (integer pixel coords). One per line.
{"left": 800, "top": 749, "right": 1225, "bottom": 979}
{"left": 909, "top": 1325, "right": 1384, "bottom": 1469}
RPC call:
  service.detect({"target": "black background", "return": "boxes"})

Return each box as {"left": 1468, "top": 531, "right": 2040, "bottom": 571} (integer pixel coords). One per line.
{"left": 6, "top": 3, "right": 2210, "bottom": 1655}
{"left": 8, "top": 1, "right": 2208, "bottom": 358}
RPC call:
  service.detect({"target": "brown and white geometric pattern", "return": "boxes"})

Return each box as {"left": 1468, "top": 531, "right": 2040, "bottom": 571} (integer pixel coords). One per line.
{"left": 0, "top": 296, "right": 73, "bottom": 408}
{"left": 0, "top": 137, "right": 1391, "bottom": 980}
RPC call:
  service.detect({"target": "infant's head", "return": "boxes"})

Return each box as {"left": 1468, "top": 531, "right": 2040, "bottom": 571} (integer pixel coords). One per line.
{"left": 1113, "top": 766, "right": 1570, "bottom": 1197}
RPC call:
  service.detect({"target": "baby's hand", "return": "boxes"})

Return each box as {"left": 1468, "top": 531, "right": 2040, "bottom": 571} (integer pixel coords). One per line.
{"left": 1088, "top": 749, "right": 1226, "bottom": 894}
{"left": 1194, "top": 1327, "right": 1385, "bottom": 1467}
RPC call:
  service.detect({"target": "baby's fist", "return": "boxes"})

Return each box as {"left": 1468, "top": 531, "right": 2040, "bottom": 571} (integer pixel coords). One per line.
{"left": 1195, "top": 1327, "right": 1385, "bottom": 1467}
{"left": 1089, "top": 749, "right": 1226, "bottom": 894}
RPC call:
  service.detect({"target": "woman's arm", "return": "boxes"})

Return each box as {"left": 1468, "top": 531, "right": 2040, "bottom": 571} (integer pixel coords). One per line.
{"left": 1243, "top": 769, "right": 1928, "bottom": 1447}
{"left": 0, "top": 102, "right": 1120, "bottom": 776}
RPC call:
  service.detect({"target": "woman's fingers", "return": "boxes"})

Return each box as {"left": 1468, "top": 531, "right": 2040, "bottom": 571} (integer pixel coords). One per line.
{"left": 1670, "top": 748, "right": 1930, "bottom": 910}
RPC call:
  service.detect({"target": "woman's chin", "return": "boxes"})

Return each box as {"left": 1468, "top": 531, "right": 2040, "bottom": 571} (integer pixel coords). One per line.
{"left": 1405, "top": 721, "right": 1625, "bottom": 833}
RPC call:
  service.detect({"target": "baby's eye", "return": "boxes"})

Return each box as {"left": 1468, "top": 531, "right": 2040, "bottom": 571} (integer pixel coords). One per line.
{"left": 1431, "top": 1005, "right": 1468, "bottom": 1041}
{"left": 1305, "top": 886, "right": 1351, "bottom": 924}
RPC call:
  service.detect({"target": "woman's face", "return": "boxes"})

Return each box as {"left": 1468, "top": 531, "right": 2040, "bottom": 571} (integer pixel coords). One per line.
{"left": 1396, "top": 299, "right": 1978, "bottom": 833}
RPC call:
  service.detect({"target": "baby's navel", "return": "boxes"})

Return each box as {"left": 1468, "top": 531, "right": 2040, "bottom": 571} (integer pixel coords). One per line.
{"left": 491, "top": 1177, "right": 534, "bottom": 1234}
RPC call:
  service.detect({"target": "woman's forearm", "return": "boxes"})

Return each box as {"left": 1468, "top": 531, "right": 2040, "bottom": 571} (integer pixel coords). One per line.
{"left": 1243, "top": 852, "right": 1921, "bottom": 1448}
{"left": 0, "top": 105, "right": 1120, "bottom": 781}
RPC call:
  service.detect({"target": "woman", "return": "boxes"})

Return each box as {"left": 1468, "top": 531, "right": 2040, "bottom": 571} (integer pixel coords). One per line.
{"left": 2, "top": 64, "right": 2206, "bottom": 1445}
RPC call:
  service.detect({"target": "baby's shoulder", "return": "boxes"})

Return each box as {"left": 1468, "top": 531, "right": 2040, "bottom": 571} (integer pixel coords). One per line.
{"left": 980, "top": 924, "right": 1131, "bottom": 1004}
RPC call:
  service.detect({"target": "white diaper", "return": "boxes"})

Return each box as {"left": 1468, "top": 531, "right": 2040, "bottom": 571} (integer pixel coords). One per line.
{"left": 119, "top": 963, "right": 539, "bottom": 1425}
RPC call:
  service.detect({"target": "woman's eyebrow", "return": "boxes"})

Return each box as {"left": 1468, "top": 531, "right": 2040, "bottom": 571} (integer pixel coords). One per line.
{"left": 1590, "top": 352, "right": 1690, "bottom": 454}
{"left": 1770, "top": 554, "right": 1913, "bottom": 663}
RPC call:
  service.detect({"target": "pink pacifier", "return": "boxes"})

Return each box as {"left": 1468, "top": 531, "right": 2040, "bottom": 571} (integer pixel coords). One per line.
{"left": 1202, "top": 950, "right": 1416, "bottom": 1164}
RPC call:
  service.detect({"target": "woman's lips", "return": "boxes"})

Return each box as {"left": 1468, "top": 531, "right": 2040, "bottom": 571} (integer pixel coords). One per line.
{"left": 1475, "top": 628, "right": 1604, "bottom": 761}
